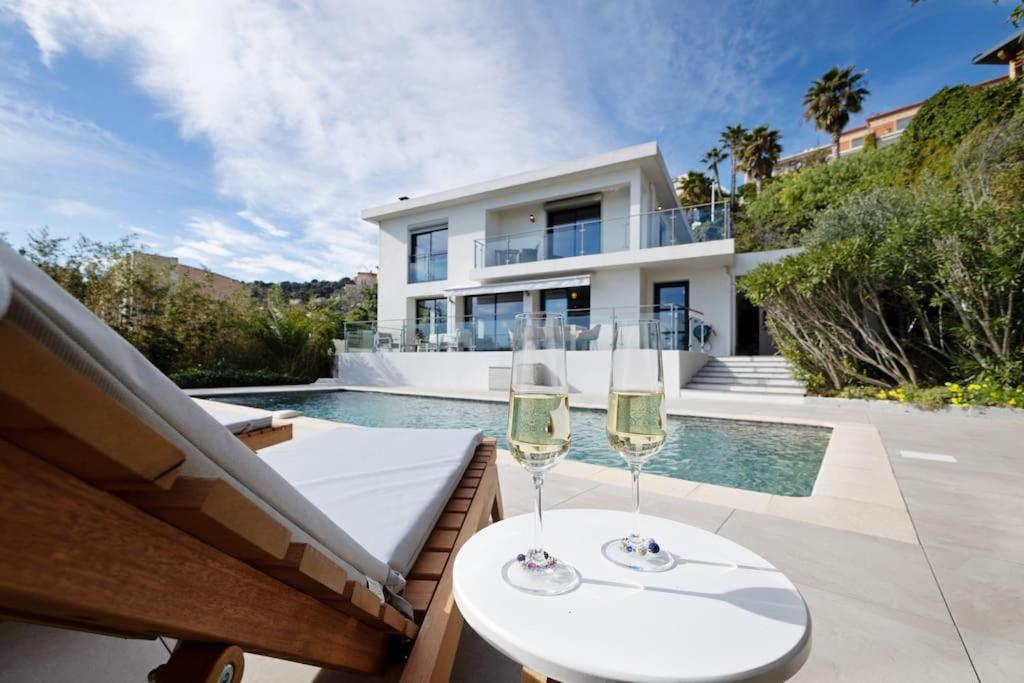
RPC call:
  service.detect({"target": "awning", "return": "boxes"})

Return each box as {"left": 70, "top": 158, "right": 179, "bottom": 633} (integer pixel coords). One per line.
{"left": 444, "top": 274, "right": 590, "bottom": 297}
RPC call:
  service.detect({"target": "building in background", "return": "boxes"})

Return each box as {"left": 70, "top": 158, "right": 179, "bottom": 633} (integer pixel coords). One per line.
{"left": 353, "top": 271, "right": 378, "bottom": 288}
{"left": 133, "top": 253, "right": 244, "bottom": 300}
{"left": 778, "top": 32, "right": 1018, "bottom": 175}
{"left": 973, "top": 29, "right": 1024, "bottom": 80}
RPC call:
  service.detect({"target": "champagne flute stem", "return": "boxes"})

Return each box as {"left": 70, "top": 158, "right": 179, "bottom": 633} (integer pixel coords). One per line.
{"left": 532, "top": 472, "right": 545, "bottom": 561}
{"left": 630, "top": 464, "right": 641, "bottom": 541}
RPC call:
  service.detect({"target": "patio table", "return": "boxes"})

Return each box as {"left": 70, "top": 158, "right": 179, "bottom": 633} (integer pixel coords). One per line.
{"left": 453, "top": 509, "right": 811, "bottom": 683}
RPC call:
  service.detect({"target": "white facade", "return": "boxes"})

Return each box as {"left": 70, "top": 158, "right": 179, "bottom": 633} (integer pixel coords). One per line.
{"left": 353, "top": 142, "right": 794, "bottom": 391}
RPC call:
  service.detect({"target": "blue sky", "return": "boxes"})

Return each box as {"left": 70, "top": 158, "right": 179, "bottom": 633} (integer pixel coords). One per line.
{"left": 0, "top": 0, "right": 1015, "bottom": 281}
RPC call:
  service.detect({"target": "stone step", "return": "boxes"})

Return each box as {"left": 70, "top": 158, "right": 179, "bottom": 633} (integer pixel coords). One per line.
{"left": 711, "top": 356, "right": 790, "bottom": 366}
{"left": 689, "top": 375, "right": 803, "bottom": 388}
{"left": 685, "top": 382, "right": 806, "bottom": 395}
{"left": 698, "top": 367, "right": 795, "bottom": 377}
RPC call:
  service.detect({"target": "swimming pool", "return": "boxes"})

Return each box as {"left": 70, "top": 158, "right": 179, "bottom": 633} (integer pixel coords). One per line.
{"left": 211, "top": 391, "right": 830, "bottom": 496}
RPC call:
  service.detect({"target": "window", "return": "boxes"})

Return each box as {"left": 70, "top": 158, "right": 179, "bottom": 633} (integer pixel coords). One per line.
{"left": 850, "top": 136, "right": 865, "bottom": 149}
{"left": 409, "top": 225, "right": 448, "bottom": 283}
{"left": 541, "top": 287, "right": 591, "bottom": 330}
{"left": 546, "top": 204, "right": 601, "bottom": 259}
{"left": 896, "top": 116, "right": 913, "bottom": 131}
{"left": 464, "top": 292, "right": 523, "bottom": 351}
{"left": 414, "top": 297, "right": 447, "bottom": 343}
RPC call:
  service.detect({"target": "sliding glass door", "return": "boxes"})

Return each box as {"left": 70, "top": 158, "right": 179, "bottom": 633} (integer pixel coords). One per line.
{"left": 464, "top": 292, "right": 524, "bottom": 350}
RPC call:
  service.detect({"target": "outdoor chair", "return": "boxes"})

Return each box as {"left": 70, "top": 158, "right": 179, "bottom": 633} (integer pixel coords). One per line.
{"left": 0, "top": 243, "right": 503, "bottom": 683}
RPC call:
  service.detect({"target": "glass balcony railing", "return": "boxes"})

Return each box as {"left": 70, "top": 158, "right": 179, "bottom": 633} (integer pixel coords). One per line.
{"left": 473, "top": 205, "right": 731, "bottom": 267}
{"left": 408, "top": 253, "right": 447, "bottom": 283}
{"left": 341, "top": 304, "right": 709, "bottom": 354}
{"left": 640, "top": 203, "right": 731, "bottom": 249}
{"left": 474, "top": 217, "right": 629, "bottom": 268}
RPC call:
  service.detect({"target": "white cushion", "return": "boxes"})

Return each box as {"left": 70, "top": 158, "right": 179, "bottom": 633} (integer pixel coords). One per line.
{"left": 201, "top": 402, "right": 274, "bottom": 434}
{"left": 261, "top": 427, "right": 482, "bottom": 576}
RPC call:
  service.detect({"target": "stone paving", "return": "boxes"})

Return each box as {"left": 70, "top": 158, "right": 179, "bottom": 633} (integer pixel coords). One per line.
{"left": 2, "top": 392, "right": 1022, "bottom": 682}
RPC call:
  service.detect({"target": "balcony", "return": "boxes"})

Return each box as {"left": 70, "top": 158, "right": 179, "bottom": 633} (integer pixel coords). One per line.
{"left": 408, "top": 252, "right": 447, "bottom": 283}
{"left": 342, "top": 304, "right": 707, "bottom": 354}
{"left": 641, "top": 203, "right": 730, "bottom": 248}
{"left": 473, "top": 205, "right": 731, "bottom": 269}
{"left": 474, "top": 218, "right": 627, "bottom": 268}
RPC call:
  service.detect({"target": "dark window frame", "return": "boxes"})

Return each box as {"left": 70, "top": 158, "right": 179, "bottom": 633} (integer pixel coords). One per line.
{"left": 408, "top": 224, "right": 449, "bottom": 283}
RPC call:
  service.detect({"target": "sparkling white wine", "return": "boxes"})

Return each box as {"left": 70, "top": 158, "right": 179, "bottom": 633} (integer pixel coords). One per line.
{"left": 607, "top": 390, "right": 667, "bottom": 462}
{"left": 507, "top": 393, "right": 571, "bottom": 472}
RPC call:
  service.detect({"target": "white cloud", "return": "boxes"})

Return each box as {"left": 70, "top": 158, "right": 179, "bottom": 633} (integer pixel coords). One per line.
{"left": 47, "top": 198, "right": 108, "bottom": 217}
{"left": 3, "top": 0, "right": 827, "bottom": 280}
{"left": 236, "top": 209, "right": 288, "bottom": 238}
{"left": 5, "top": 0, "right": 620, "bottom": 281}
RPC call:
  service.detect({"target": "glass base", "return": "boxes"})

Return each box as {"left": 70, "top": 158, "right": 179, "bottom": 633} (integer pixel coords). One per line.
{"left": 502, "top": 551, "right": 581, "bottom": 595}
{"left": 601, "top": 536, "right": 675, "bottom": 572}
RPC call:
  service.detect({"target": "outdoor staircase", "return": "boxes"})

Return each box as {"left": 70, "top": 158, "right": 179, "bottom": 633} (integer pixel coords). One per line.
{"left": 685, "top": 356, "right": 805, "bottom": 396}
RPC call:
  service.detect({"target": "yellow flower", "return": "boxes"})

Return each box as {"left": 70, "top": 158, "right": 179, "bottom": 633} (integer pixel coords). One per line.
{"left": 968, "top": 384, "right": 981, "bottom": 391}
{"left": 1010, "top": 399, "right": 1017, "bottom": 407}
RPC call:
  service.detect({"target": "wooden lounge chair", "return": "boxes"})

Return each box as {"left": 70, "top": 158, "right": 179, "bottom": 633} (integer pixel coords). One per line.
{"left": 0, "top": 244, "right": 504, "bottom": 682}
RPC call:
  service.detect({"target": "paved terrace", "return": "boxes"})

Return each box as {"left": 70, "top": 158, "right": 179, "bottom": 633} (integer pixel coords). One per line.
{"left": 2, "top": 389, "right": 1022, "bottom": 682}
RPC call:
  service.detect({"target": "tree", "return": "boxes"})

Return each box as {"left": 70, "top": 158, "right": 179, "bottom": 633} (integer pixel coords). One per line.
{"left": 700, "top": 147, "right": 728, "bottom": 193}
{"left": 803, "top": 66, "right": 870, "bottom": 160}
{"left": 674, "top": 171, "right": 713, "bottom": 206}
{"left": 720, "top": 124, "right": 748, "bottom": 206}
{"left": 740, "top": 126, "right": 782, "bottom": 194}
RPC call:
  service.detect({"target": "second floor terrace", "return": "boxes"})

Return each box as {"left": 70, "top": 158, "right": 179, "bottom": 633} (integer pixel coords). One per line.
{"left": 472, "top": 203, "right": 731, "bottom": 271}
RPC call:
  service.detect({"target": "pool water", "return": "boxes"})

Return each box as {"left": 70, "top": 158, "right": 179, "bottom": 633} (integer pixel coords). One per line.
{"left": 212, "top": 391, "right": 830, "bottom": 497}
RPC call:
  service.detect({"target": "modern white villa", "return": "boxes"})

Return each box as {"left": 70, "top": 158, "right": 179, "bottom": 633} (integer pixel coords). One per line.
{"left": 345, "top": 143, "right": 801, "bottom": 396}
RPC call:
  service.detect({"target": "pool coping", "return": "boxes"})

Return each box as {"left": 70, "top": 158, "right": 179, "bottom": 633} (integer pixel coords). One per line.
{"left": 197, "top": 387, "right": 918, "bottom": 545}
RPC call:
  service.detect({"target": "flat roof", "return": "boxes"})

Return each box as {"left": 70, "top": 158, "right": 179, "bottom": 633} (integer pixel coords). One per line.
{"left": 361, "top": 142, "right": 677, "bottom": 222}
{"left": 973, "top": 30, "right": 1024, "bottom": 65}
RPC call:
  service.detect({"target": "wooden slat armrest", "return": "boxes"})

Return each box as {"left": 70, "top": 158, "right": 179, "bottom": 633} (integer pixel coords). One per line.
{"left": 237, "top": 424, "right": 293, "bottom": 451}
{"left": 122, "top": 477, "right": 291, "bottom": 563}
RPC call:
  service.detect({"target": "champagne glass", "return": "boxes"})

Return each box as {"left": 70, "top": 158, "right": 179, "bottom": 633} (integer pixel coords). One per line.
{"left": 503, "top": 312, "right": 581, "bottom": 595}
{"left": 602, "top": 319, "right": 674, "bottom": 572}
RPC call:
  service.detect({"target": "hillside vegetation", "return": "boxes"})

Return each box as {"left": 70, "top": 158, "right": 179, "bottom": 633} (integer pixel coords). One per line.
{"left": 738, "top": 79, "right": 1024, "bottom": 407}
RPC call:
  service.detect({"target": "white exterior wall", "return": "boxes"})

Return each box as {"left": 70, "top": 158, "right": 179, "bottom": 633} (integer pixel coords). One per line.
{"left": 642, "top": 265, "right": 734, "bottom": 356}
{"left": 376, "top": 166, "right": 663, "bottom": 328}
{"left": 367, "top": 144, "right": 767, "bottom": 361}
{"left": 338, "top": 350, "right": 707, "bottom": 397}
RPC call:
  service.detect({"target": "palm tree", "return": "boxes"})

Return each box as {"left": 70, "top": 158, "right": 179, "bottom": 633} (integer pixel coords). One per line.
{"left": 740, "top": 126, "right": 782, "bottom": 194}
{"left": 720, "top": 125, "right": 748, "bottom": 206}
{"left": 674, "top": 171, "right": 713, "bottom": 206}
{"left": 700, "top": 147, "right": 728, "bottom": 193}
{"left": 803, "top": 66, "right": 870, "bottom": 160}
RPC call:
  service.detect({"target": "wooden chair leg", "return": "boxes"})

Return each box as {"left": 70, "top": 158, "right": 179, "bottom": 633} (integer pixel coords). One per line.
{"left": 491, "top": 484, "right": 505, "bottom": 522}
{"left": 521, "top": 666, "right": 554, "bottom": 683}
{"left": 149, "top": 641, "right": 245, "bottom": 683}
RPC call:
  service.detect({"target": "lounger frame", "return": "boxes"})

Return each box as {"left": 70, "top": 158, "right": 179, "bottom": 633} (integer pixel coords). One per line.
{"left": 0, "top": 319, "right": 502, "bottom": 682}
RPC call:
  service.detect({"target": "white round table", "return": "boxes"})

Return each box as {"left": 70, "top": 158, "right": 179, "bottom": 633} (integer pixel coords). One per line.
{"left": 453, "top": 509, "right": 811, "bottom": 683}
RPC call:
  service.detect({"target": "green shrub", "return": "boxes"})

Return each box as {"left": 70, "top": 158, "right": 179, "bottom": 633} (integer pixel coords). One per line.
{"left": 170, "top": 366, "right": 314, "bottom": 389}
{"left": 737, "top": 147, "right": 902, "bottom": 250}
{"left": 740, "top": 193, "right": 1024, "bottom": 391}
